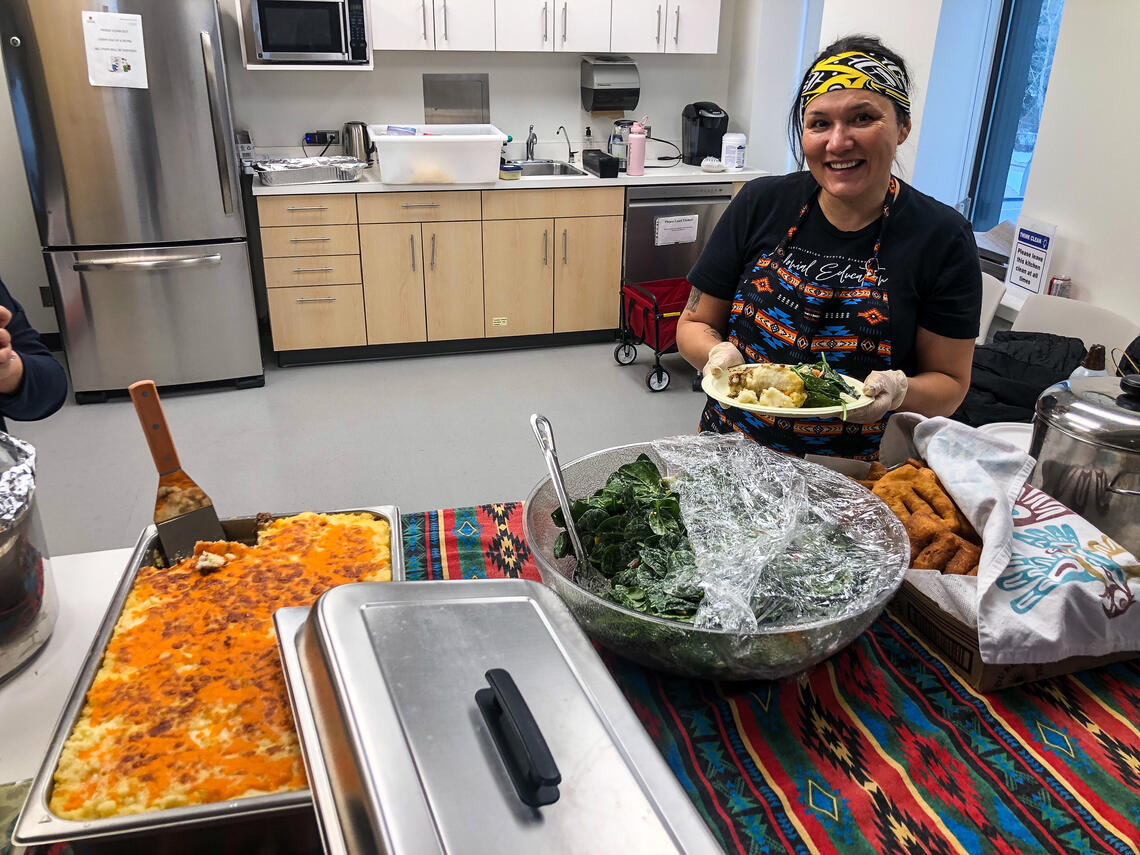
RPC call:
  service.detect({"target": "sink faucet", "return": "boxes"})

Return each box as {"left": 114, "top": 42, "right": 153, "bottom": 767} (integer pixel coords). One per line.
{"left": 525, "top": 125, "right": 537, "bottom": 161}
{"left": 556, "top": 125, "right": 576, "bottom": 163}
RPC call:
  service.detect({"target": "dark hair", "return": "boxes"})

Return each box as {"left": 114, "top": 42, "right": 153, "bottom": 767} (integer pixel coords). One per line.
{"left": 788, "top": 34, "right": 912, "bottom": 169}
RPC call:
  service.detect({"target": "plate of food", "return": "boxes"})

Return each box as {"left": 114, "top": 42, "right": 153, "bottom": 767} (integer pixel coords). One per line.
{"left": 701, "top": 356, "right": 874, "bottom": 418}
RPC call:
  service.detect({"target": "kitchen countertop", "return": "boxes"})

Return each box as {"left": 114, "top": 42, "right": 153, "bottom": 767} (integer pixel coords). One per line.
{"left": 252, "top": 162, "right": 768, "bottom": 196}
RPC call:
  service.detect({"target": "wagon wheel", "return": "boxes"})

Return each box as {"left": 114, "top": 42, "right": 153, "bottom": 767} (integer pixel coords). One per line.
{"left": 646, "top": 367, "right": 670, "bottom": 391}
{"left": 614, "top": 343, "right": 637, "bottom": 365}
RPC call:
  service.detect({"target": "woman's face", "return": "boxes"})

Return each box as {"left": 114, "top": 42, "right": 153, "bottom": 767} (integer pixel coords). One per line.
{"left": 801, "top": 89, "right": 911, "bottom": 206}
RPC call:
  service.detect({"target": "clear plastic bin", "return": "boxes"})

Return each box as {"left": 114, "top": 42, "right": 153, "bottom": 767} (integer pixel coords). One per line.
{"left": 368, "top": 124, "right": 508, "bottom": 185}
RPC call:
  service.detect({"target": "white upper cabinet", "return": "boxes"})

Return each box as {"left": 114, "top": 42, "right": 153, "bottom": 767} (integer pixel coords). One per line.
{"left": 663, "top": 0, "right": 719, "bottom": 54}
{"left": 371, "top": 0, "right": 434, "bottom": 50}
{"left": 554, "top": 0, "right": 611, "bottom": 53}
{"left": 497, "top": 0, "right": 555, "bottom": 51}
{"left": 611, "top": 1, "right": 666, "bottom": 53}
{"left": 434, "top": 0, "right": 497, "bottom": 51}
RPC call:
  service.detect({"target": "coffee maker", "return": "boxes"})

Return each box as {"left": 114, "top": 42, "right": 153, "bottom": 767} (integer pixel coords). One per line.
{"left": 681, "top": 102, "right": 729, "bottom": 166}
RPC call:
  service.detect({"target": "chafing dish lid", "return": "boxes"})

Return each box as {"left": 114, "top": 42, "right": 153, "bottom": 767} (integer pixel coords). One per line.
{"left": 280, "top": 580, "right": 723, "bottom": 855}
{"left": 1036, "top": 375, "right": 1140, "bottom": 452}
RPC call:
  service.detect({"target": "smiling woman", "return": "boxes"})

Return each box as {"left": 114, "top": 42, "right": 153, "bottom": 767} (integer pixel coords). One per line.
{"left": 675, "top": 35, "right": 983, "bottom": 461}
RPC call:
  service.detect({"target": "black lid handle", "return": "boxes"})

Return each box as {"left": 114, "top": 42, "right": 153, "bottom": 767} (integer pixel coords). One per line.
{"left": 476, "top": 668, "right": 561, "bottom": 808}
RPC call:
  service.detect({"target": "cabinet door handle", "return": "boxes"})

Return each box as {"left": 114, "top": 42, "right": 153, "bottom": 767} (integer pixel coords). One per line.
{"left": 674, "top": 6, "right": 680, "bottom": 44}
{"left": 442, "top": 0, "right": 449, "bottom": 40}
{"left": 400, "top": 202, "right": 440, "bottom": 208}
{"left": 292, "top": 266, "right": 335, "bottom": 273}
{"left": 542, "top": 2, "right": 548, "bottom": 42}
{"left": 286, "top": 205, "right": 329, "bottom": 211}
{"left": 656, "top": 5, "right": 662, "bottom": 44}
{"left": 561, "top": 2, "right": 567, "bottom": 43}
{"left": 289, "top": 236, "right": 331, "bottom": 243}
{"left": 296, "top": 297, "right": 336, "bottom": 303}
{"left": 421, "top": 0, "right": 428, "bottom": 40}
{"left": 562, "top": 229, "right": 567, "bottom": 264}
{"left": 410, "top": 234, "right": 416, "bottom": 271}
{"left": 543, "top": 229, "right": 548, "bottom": 266}
{"left": 430, "top": 233, "right": 436, "bottom": 270}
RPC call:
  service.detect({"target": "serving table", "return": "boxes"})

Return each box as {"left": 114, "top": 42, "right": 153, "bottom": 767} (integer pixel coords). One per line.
{"left": 3, "top": 504, "right": 1138, "bottom": 854}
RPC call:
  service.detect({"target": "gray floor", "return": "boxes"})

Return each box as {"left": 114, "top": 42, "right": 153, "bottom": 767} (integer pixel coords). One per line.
{"left": 15, "top": 343, "right": 703, "bottom": 555}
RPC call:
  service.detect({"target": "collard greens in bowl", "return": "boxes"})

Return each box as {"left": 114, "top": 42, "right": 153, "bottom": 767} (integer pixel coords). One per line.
{"left": 523, "top": 434, "right": 909, "bottom": 680}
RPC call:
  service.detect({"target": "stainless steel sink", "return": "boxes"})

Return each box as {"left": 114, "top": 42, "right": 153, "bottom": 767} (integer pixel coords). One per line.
{"left": 511, "top": 160, "right": 587, "bottom": 177}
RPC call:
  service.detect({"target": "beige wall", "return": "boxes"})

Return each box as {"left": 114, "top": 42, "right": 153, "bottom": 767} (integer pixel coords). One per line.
{"left": 1020, "top": 1, "right": 1139, "bottom": 323}
{"left": 816, "top": 0, "right": 943, "bottom": 181}
{"left": 0, "top": 61, "right": 56, "bottom": 333}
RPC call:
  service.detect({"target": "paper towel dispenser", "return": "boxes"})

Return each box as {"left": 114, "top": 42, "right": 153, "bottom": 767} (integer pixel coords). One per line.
{"left": 581, "top": 55, "right": 640, "bottom": 112}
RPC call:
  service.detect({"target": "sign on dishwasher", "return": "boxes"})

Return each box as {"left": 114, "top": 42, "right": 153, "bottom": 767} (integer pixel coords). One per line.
{"left": 654, "top": 214, "right": 699, "bottom": 246}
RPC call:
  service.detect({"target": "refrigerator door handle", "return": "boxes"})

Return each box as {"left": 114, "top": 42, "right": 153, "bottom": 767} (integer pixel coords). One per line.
{"left": 73, "top": 254, "right": 223, "bottom": 272}
{"left": 199, "top": 31, "right": 235, "bottom": 216}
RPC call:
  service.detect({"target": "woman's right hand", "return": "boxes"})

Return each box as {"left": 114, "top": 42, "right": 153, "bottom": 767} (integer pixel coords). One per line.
{"left": 702, "top": 341, "right": 745, "bottom": 378}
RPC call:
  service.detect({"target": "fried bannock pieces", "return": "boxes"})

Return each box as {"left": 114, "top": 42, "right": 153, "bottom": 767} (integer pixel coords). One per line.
{"left": 860, "top": 460, "right": 981, "bottom": 576}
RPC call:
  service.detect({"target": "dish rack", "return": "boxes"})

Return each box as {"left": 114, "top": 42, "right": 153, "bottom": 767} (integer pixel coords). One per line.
{"left": 251, "top": 156, "right": 367, "bottom": 186}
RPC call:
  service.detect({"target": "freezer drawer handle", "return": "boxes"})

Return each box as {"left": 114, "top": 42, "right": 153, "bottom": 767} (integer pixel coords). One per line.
{"left": 401, "top": 202, "right": 441, "bottom": 208}
{"left": 292, "top": 266, "right": 335, "bottom": 273}
{"left": 286, "top": 205, "right": 330, "bottom": 212}
{"left": 200, "top": 32, "right": 235, "bottom": 216}
{"left": 475, "top": 668, "right": 561, "bottom": 808}
{"left": 295, "top": 297, "right": 337, "bottom": 303}
{"left": 72, "top": 254, "right": 222, "bottom": 272}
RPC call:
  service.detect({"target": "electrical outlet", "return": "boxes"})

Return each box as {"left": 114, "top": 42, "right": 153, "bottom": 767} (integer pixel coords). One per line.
{"left": 303, "top": 130, "right": 340, "bottom": 146}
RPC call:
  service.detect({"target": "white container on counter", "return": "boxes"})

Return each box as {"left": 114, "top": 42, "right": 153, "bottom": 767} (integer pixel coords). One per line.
{"left": 368, "top": 124, "right": 508, "bottom": 185}
{"left": 721, "top": 132, "right": 747, "bottom": 171}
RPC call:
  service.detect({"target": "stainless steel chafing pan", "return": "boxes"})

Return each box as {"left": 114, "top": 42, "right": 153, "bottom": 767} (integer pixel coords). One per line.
{"left": 13, "top": 506, "right": 403, "bottom": 847}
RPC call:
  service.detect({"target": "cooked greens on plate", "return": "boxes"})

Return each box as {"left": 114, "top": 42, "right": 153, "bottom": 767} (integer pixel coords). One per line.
{"left": 792, "top": 354, "right": 861, "bottom": 412}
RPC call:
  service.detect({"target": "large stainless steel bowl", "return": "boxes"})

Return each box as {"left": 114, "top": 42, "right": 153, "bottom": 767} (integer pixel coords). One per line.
{"left": 523, "top": 441, "right": 908, "bottom": 681}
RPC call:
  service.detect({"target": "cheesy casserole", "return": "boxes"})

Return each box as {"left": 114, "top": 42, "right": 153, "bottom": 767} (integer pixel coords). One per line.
{"left": 50, "top": 512, "right": 392, "bottom": 820}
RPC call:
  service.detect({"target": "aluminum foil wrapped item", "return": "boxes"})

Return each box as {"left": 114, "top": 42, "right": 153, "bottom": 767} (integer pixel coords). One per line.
{"left": 0, "top": 432, "right": 36, "bottom": 530}
{"left": 653, "top": 433, "right": 909, "bottom": 633}
{"left": 251, "top": 156, "right": 367, "bottom": 186}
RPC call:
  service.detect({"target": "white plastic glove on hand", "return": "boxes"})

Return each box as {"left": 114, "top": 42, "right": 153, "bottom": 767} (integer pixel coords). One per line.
{"left": 845, "top": 369, "right": 908, "bottom": 424}
{"left": 702, "top": 341, "right": 746, "bottom": 378}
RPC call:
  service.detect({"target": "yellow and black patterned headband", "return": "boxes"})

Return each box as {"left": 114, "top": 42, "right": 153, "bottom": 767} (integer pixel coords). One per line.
{"left": 799, "top": 50, "right": 910, "bottom": 117}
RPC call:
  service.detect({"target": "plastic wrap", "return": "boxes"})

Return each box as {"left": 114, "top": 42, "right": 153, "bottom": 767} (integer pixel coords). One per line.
{"left": 0, "top": 432, "right": 36, "bottom": 531}
{"left": 653, "top": 434, "right": 909, "bottom": 633}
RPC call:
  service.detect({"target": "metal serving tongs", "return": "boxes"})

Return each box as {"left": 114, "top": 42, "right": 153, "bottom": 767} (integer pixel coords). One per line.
{"left": 530, "top": 414, "right": 590, "bottom": 580}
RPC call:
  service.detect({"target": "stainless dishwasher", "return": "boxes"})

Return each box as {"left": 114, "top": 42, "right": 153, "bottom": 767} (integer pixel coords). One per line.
{"left": 623, "top": 183, "right": 734, "bottom": 285}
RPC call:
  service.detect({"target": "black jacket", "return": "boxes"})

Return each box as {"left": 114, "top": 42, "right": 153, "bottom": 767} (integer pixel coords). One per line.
{"left": 0, "top": 276, "right": 68, "bottom": 427}
{"left": 951, "top": 331, "right": 1086, "bottom": 427}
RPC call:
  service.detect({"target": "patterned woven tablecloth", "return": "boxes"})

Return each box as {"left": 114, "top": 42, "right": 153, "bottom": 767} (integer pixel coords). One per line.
{"left": 5, "top": 504, "right": 1137, "bottom": 855}
{"left": 405, "top": 504, "right": 1140, "bottom": 855}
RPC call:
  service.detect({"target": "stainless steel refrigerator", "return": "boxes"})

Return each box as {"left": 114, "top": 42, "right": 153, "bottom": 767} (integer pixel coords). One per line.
{"left": 1, "top": 0, "right": 262, "bottom": 401}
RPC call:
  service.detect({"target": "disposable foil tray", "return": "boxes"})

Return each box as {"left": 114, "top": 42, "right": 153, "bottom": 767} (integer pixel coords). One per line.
{"left": 253, "top": 156, "right": 367, "bottom": 186}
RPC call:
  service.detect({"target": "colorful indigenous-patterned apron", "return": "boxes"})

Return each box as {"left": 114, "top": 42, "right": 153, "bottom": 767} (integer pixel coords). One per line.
{"left": 700, "top": 178, "right": 899, "bottom": 460}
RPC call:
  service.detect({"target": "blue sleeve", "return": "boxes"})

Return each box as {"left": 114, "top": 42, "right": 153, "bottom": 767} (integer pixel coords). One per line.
{"left": 0, "top": 279, "right": 68, "bottom": 422}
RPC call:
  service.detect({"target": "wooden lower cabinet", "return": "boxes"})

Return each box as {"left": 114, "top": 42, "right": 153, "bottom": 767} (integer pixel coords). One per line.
{"left": 423, "top": 221, "right": 484, "bottom": 341}
{"left": 360, "top": 223, "right": 428, "bottom": 345}
{"left": 554, "top": 215, "right": 623, "bottom": 332}
{"left": 266, "top": 285, "right": 366, "bottom": 350}
{"left": 482, "top": 218, "right": 553, "bottom": 337}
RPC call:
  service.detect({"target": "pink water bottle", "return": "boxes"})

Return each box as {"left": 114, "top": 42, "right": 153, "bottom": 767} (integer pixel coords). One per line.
{"left": 626, "top": 119, "right": 646, "bottom": 176}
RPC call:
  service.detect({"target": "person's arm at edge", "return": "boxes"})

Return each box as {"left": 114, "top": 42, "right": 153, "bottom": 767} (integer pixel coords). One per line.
{"left": 0, "top": 283, "right": 68, "bottom": 421}
{"left": 899, "top": 326, "right": 973, "bottom": 416}
{"left": 677, "top": 287, "right": 732, "bottom": 372}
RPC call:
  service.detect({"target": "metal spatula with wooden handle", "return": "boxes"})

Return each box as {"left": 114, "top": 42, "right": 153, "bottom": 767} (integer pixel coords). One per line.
{"left": 128, "top": 380, "right": 225, "bottom": 563}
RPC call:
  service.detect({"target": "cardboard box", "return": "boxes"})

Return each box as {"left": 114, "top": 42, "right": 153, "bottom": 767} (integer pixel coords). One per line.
{"left": 888, "top": 579, "right": 1138, "bottom": 692}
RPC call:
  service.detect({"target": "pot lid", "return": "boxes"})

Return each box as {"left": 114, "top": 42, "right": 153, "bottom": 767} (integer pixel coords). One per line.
{"left": 1035, "top": 374, "right": 1140, "bottom": 452}
{"left": 275, "top": 580, "right": 723, "bottom": 855}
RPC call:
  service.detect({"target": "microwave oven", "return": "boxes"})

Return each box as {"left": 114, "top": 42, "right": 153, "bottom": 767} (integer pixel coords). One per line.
{"left": 250, "top": 0, "right": 369, "bottom": 64}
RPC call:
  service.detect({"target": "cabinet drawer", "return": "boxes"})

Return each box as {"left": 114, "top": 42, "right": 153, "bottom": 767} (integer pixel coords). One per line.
{"left": 260, "top": 225, "right": 359, "bottom": 258}
{"left": 481, "top": 187, "right": 624, "bottom": 220}
{"left": 264, "top": 254, "right": 361, "bottom": 288}
{"left": 257, "top": 194, "right": 358, "bottom": 227}
{"left": 267, "top": 285, "right": 366, "bottom": 351}
{"left": 357, "top": 191, "right": 481, "bottom": 223}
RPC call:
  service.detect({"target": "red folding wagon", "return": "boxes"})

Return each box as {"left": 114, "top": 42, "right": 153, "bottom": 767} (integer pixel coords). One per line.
{"left": 614, "top": 277, "right": 692, "bottom": 392}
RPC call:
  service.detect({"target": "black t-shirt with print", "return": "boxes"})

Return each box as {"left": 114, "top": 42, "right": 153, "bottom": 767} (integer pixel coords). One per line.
{"left": 688, "top": 171, "right": 982, "bottom": 375}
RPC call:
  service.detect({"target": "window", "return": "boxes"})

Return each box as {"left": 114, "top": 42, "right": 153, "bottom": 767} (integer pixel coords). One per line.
{"left": 969, "top": 0, "right": 1065, "bottom": 231}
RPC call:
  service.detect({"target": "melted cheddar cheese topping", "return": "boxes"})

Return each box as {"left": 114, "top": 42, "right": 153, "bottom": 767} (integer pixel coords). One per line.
{"left": 50, "top": 512, "right": 391, "bottom": 820}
